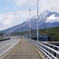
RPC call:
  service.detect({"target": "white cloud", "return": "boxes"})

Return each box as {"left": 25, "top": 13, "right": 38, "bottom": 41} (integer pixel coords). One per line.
{"left": 7, "top": 0, "right": 59, "bottom": 13}
{"left": 0, "top": 10, "right": 36, "bottom": 31}
{"left": 27, "top": 0, "right": 36, "bottom": 6}
{"left": 8, "top": 0, "right": 28, "bottom": 5}
{"left": 0, "top": 12, "right": 14, "bottom": 30}
{"left": 39, "top": 0, "right": 59, "bottom": 14}
{"left": 7, "top": 0, "right": 36, "bottom": 7}
{"left": 3, "top": 20, "right": 11, "bottom": 25}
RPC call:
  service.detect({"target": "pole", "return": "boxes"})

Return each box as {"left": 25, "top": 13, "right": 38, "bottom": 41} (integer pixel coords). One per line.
{"left": 29, "top": 9, "right": 31, "bottom": 37}
{"left": 37, "top": 0, "right": 39, "bottom": 41}
{"left": 27, "top": 18, "right": 29, "bottom": 37}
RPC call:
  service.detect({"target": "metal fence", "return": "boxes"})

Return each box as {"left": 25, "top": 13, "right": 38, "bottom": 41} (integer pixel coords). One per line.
{"left": 29, "top": 39, "right": 59, "bottom": 59}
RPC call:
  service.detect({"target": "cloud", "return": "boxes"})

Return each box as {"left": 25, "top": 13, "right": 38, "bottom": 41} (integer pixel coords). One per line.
{"left": 8, "top": 0, "right": 59, "bottom": 13}
{"left": 39, "top": 0, "right": 59, "bottom": 13}
{"left": 7, "top": 0, "right": 37, "bottom": 7}
{"left": 0, "top": 10, "right": 36, "bottom": 31}
{"left": 0, "top": 12, "right": 14, "bottom": 30}
{"left": 8, "top": 0, "right": 28, "bottom": 5}
{"left": 0, "top": 12, "right": 14, "bottom": 26}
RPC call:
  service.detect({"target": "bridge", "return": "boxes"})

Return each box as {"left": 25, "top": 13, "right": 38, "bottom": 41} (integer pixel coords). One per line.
{"left": 2, "top": 27, "right": 48, "bottom": 41}
{"left": 0, "top": 27, "right": 59, "bottom": 59}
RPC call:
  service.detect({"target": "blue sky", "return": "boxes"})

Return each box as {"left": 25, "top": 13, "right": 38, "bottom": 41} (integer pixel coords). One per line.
{"left": 0, "top": 0, "right": 59, "bottom": 31}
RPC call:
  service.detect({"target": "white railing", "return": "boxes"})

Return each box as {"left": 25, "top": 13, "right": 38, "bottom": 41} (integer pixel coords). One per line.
{"left": 29, "top": 39, "right": 59, "bottom": 59}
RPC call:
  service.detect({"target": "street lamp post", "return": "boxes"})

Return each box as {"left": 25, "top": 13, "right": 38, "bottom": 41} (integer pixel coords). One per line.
{"left": 27, "top": 18, "right": 29, "bottom": 37}
{"left": 37, "top": 0, "right": 39, "bottom": 41}
{"left": 29, "top": 9, "right": 31, "bottom": 37}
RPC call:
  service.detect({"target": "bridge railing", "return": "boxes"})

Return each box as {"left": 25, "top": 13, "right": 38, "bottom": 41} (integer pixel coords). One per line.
{"left": 41, "top": 42, "right": 59, "bottom": 51}
{"left": 29, "top": 39, "right": 59, "bottom": 59}
{"left": 0, "top": 36, "right": 10, "bottom": 41}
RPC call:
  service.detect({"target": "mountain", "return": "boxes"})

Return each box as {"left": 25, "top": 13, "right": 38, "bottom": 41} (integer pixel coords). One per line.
{"left": 0, "top": 10, "right": 59, "bottom": 33}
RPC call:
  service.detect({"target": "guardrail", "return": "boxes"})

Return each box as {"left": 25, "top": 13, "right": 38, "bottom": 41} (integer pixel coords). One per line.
{"left": 29, "top": 39, "right": 59, "bottom": 59}
{"left": 0, "top": 36, "right": 10, "bottom": 41}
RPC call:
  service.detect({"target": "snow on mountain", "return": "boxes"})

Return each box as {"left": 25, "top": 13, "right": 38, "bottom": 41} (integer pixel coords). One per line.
{"left": 38, "top": 10, "right": 50, "bottom": 22}
{"left": 47, "top": 14, "right": 59, "bottom": 23}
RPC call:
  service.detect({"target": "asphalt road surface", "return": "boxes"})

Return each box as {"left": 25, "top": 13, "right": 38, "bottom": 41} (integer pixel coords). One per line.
{"left": 0, "top": 36, "right": 20, "bottom": 59}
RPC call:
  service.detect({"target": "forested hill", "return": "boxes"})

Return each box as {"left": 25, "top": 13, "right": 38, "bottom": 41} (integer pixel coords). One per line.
{"left": 39, "top": 26, "right": 59, "bottom": 41}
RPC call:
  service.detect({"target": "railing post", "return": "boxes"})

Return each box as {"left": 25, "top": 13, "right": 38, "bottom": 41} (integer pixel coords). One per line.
{"left": 56, "top": 54, "right": 59, "bottom": 58}
{"left": 48, "top": 44, "right": 51, "bottom": 53}
{"left": 51, "top": 47, "right": 54, "bottom": 56}
{"left": 56, "top": 48, "right": 59, "bottom": 58}
{"left": 51, "top": 51, "right": 54, "bottom": 56}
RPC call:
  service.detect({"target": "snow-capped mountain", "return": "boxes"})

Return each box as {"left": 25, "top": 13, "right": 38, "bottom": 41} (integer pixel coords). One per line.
{"left": 30, "top": 10, "right": 59, "bottom": 29}
{"left": 0, "top": 10, "right": 59, "bottom": 33}
{"left": 47, "top": 14, "right": 59, "bottom": 23}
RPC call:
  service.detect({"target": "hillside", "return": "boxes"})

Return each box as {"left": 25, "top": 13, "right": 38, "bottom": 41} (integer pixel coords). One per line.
{"left": 39, "top": 26, "right": 59, "bottom": 41}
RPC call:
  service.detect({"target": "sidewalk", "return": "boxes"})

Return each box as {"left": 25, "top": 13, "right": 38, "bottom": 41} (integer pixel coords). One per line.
{"left": 4, "top": 38, "right": 41, "bottom": 59}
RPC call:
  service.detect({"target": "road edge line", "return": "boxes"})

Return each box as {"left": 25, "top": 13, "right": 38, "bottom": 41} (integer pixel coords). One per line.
{"left": 3, "top": 39, "right": 21, "bottom": 59}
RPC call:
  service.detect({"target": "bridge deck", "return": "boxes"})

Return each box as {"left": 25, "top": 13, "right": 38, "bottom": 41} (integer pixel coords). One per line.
{"left": 4, "top": 38, "right": 41, "bottom": 59}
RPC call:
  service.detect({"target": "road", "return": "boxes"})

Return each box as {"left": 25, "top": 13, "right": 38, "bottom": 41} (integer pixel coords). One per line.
{"left": 4, "top": 38, "right": 41, "bottom": 59}
{"left": 0, "top": 36, "right": 20, "bottom": 59}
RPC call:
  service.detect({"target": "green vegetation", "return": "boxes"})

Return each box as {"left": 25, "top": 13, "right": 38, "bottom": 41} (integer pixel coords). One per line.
{"left": 39, "top": 26, "right": 59, "bottom": 41}
{"left": 10, "top": 31, "right": 36, "bottom": 36}
{"left": 0, "top": 26, "right": 59, "bottom": 41}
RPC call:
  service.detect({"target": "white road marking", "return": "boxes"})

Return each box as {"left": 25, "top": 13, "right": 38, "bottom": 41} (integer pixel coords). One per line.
{"left": 0, "top": 39, "right": 20, "bottom": 56}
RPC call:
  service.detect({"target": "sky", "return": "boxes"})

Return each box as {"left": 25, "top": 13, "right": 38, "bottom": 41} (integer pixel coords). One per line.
{"left": 0, "top": 0, "right": 59, "bottom": 31}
